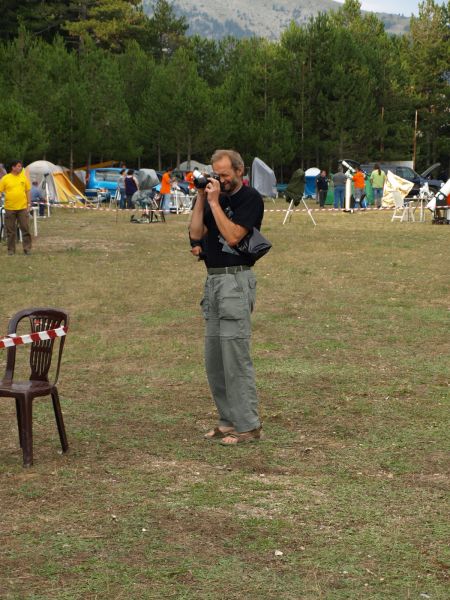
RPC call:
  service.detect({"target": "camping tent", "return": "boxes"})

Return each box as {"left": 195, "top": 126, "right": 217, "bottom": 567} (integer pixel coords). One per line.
{"left": 305, "top": 167, "right": 320, "bottom": 198}
{"left": 25, "top": 161, "right": 87, "bottom": 206}
{"left": 251, "top": 157, "right": 277, "bottom": 198}
{"left": 178, "top": 160, "right": 212, "bottom": 173}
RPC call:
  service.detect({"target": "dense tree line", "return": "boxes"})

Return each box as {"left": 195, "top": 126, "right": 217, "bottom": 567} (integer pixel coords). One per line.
{"left": 0, "top": 0, "right": 448, "bottom": 178}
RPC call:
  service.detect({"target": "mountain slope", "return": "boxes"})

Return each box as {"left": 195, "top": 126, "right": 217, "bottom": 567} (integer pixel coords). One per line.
{"left": 143, "top": 0, "right": 409, "bottom": 40}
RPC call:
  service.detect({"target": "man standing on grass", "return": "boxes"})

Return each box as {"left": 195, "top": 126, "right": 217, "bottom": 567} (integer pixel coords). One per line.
{"left": 333, "top": 167, "right": 346, "bottom": 209}
{"left": 370, "top": 164, "right": 386, "bottom": 208}
{"left": 316, "top": 169, "right": 329, "bottom": 208}
{"left": 0, "top": 160, "right": 32, "bottom": 256}
{"left": 160, "top": 167, "right": 173, "bottom": 213}
{"left": 352, "top": 166, "right": 366, "bottom": 209}
{"left": 189, "top": 149, "right": 264, "bottom": 445}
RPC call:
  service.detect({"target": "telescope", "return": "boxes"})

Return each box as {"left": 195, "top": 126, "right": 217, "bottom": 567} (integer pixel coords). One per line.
{"left": 339, "top": 160, "right": 356, "bottom": 211}
{"left": 341, "top": 160, "right": 356, "bottom": 175}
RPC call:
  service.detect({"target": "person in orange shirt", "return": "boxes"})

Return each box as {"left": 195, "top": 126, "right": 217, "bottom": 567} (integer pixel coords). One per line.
{"left": 160, "top": 167, "right": 173, "bottom": 213}
{"left": 352, "top": 167, "right": 366, "bottom": 208}
{"left": 185, "top": 171, "right": 194, "bottom": 191}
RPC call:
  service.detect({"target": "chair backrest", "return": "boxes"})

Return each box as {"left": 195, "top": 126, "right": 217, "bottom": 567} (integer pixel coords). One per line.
{"left": 4, "top": 308, "right": 69, "bottom": 383}
{"left": 392, "top": 190, "right": 404, "bottom": 209}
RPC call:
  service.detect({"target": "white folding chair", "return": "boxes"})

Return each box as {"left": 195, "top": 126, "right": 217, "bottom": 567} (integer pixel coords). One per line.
{"left": 109, "top": 188, "right": 120, "bottom": 210}
{"left": 391, "top": 190, "right": 415, "bottom": 222}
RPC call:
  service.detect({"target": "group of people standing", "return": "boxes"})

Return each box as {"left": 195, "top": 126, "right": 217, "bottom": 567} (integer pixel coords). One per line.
{"left": 117, "top": 168, "right": 139, "bottom": 210}
{"left": 315, "top": 164, "right": 387, "bottom": 209}
{"left": 116, "top": 166, "right": 189, "bottom": 213}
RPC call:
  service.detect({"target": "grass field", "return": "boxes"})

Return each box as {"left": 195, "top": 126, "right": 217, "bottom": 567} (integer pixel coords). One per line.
{"left": 0, "top": 203, "right": 448, "bottom": 600}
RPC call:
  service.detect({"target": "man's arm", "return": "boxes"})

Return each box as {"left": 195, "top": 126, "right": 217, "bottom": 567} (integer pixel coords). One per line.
{"left": 189, "top": 188, "right": 207, "bottom": 240}
{"left": 205, "top": 179, "right": 248, "bottom": 247}
{"left": 27, "top": 190, "right": 32, "bottom": 209}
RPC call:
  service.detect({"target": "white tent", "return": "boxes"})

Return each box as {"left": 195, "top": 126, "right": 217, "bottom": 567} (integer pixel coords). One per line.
{"left": 25, "top": 160, "right": 87, "bottom": 205}
{"left": 178, "top": 160, "right": 212, "bottom": 173}
{"left": 251, "top": 157, "right": 277, "bottom": 198}
{"left": 382, "top": 170, "right": 414, "bottom": 207}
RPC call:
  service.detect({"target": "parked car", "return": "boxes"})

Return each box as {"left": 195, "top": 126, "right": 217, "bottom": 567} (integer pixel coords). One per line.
{"left": 360, "top": 162, "right": 444, "bottom": 196}
{"left": 339, "top": 159, "right": 444, "bottom": 197}
{"left": 85, "top": 167, "right": 123, "bottom": 200}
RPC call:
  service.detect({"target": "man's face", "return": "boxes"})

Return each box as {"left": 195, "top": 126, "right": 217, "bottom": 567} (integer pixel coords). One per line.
{"left": 212, "top": 156, "right": 243, "bottom": 194}
{"left": 11, "top": 163, "right": 22, "bottom": 175}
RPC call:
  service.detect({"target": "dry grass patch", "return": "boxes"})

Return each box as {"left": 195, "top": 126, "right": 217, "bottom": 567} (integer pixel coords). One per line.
{"left": 0, "top": 204, "right": 448, "bottom": 599}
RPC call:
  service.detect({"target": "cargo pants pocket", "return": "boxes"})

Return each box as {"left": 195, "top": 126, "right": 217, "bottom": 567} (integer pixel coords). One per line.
{"left": 218, "top": 274, "right": 251, "bottom": 338}
{"left": 247, "top": 274, "right": 257, "bottom": 312}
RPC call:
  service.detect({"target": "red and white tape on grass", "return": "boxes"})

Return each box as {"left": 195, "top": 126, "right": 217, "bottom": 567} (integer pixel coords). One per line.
{"left": 264, "top": 207, "right": 393, "bottom": 213}
{"left": 51, "top": 204, "right": 394, "bottom": 213}
{"left": 0, "top": 327, "right": 67, "bottom": 350}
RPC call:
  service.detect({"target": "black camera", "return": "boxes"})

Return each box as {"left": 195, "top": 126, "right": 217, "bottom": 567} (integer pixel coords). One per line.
{"left": 192, "top": 168, "right": 220, "bottom": 189}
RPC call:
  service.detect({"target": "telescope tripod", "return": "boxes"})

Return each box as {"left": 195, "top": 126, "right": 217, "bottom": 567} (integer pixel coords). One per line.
{"left": 283, "top": 196, "right": 317, "bottom": 226}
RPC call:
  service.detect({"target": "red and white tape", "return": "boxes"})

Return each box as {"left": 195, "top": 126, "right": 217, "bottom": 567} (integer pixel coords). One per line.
{"left": 264, "top": 207, "right": 394, "bottom": 213}
{"left": 50, "top": 204, "right": 395, "bottom": 213}
{"left": 0, "top": 327, "right": 67, "bottom": 350}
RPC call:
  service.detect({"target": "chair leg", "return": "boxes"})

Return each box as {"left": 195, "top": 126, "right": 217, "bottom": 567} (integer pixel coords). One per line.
{"left": 20, "top": 397, "right": 33, "bottom": 468}
{"left": 15, "top": 398, "right": 23, "bottom": 448}
{"left": 51, "top": 388, "right": 69, "bottom": 453}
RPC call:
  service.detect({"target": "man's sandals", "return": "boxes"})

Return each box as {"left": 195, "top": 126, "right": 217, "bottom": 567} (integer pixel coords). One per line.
{"left": 204, "top": 426, "right": 235, "bottom": 440}
{"left": 204, "top": 426, "right": 262, "bottom": 445}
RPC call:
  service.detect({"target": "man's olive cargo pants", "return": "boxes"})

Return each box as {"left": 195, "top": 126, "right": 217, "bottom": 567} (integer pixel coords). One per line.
{"left": 201, "top": 269, "right": 260, "bottom": 433}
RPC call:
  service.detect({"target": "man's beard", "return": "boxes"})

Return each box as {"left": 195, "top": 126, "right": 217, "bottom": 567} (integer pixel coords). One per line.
{"left": 221, "top": 176, "right": 240, "bottom": 194}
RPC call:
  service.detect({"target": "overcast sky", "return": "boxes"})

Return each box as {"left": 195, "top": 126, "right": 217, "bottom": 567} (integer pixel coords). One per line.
{"left": 336, "top": 1, "right": 445, "bottom": 16}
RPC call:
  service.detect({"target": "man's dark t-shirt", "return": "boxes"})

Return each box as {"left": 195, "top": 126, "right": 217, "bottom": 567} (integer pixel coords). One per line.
{"left": 203, "top": 185, "right": 264, "bottom": 268}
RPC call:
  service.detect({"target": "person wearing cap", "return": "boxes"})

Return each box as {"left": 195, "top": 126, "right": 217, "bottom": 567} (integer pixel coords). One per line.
{"left": 189, "top": 149, "right": 264, "bottom": 445}
{"left": 0, "top": 160, "right": 32, "bottom": 255}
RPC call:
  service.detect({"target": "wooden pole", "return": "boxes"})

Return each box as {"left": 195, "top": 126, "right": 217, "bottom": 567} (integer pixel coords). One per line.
{"left": 412, "top": 109, "right": 418, "bottom": 170}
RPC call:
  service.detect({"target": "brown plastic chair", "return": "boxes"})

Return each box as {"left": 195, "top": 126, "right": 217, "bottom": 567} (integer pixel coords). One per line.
{"left": 0, "top": 307, "right": 69, "bottom": 467}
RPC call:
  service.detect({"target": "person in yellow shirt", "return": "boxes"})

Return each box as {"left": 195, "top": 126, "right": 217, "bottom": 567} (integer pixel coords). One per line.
{"left": 0, "top": 161, "right": 32, "bottom": 255}
{"left": 369, "top": 164, "right": 386, "bottom": 208}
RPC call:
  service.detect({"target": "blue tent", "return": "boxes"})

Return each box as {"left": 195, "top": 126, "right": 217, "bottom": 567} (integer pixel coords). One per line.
{"left": 305, "top": 167, "right": 320, "bottom": 198}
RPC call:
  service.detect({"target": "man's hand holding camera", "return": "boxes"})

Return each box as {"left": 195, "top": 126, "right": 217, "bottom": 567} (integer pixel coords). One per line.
{"left": 204, "top": 176, "right": 221, "bottom": 207}
{"left": 190, "top": 167, "right": 247, "bottom": 249}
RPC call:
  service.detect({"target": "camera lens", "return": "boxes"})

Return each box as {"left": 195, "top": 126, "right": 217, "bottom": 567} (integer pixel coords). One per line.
{"left": 193, "top": 169, "right": 208, "bottom": 189}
